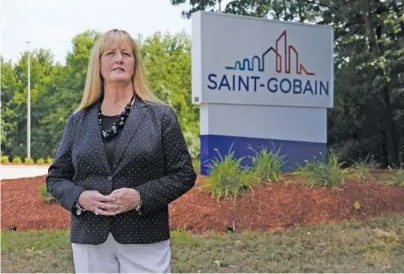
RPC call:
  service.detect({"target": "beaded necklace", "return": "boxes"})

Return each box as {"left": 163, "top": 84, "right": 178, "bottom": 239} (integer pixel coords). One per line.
{"left": 98, "top": 94, "right": 136, "bottom": 140}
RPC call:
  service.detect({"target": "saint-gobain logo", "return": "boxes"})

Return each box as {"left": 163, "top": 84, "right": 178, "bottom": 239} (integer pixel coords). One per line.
{"left": 207, "top": 30, "right": 329, "bottom": 96}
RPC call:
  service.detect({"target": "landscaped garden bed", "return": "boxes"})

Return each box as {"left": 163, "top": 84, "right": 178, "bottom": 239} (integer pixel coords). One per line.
{"left": 2, "top": 169, "right": 403, "bottom": 233}
{"left": 2, "top": 149, "right": 404, "bottom": 273}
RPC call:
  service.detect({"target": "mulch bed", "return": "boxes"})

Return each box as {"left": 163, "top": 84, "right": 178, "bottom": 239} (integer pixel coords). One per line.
{"left": 2, "top": 173, "right": 404, "bottom": 233}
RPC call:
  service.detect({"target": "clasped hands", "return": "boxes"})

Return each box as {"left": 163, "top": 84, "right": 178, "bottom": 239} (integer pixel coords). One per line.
{"left": 77, "top": 188, "right": 140, "bottom": 216}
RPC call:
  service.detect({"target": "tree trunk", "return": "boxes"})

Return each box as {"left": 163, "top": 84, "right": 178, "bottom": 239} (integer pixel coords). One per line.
{"left": 380, "top": 127, "right": 388, "bottom": 167}
{"left": 364, "top": 0, "right": 400, "bottom": 167}
{"left": 382, "top": 85, "right": 400, "bottom": 167}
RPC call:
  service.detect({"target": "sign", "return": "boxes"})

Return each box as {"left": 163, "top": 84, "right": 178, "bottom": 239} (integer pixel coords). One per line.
{"left": 191, "top": 11, "right": 334, "bottom": 175}
{"left": 192, "top": 11, "right": 334, "bottom": 108}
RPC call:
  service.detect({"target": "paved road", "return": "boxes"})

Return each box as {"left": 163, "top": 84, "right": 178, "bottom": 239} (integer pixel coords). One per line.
{"left": 0, "top": 165, "right": 50, "bottom": 180}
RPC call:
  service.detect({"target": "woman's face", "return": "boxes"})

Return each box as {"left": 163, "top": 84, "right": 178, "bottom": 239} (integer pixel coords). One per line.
{"left": 100, "top": 44, "right": 135, "bottom": 84}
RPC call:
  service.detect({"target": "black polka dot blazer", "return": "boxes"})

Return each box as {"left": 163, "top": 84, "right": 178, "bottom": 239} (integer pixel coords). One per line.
{"left": 46, "top": 97, "right": 197, "bottom": 245}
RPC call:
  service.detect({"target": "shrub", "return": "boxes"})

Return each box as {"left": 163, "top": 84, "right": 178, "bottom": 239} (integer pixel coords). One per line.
{"left": 248, "top": 145, "right": 286, "bottom": 182}
{"left": 46, "top": 157, "right": 53, "bottom": 164}
{"left": 12, "top": 156, "right": 22, "bottom": 164}
{"left": 296, "top": 150, "right": 346, "bottom": 189}
{"left": 24, "top": 157, "right": 34, "bottom": 164}
{"left": 384, "top": 167, "right": 404, "bottom": 187}
{"left": 350, "top": 154, "right": 378, "bottom": 180}
{"left": 192, "top": 159, "right": 200, "bottom": 173}
{"left": 36, "top": 158, "right": 46, "bottom": 164}
{"left": 38, "top": 185, "right": 57, "bottom": 203}
{"left": 184, "top": 131, "right": 200, "bottom": 161}
{"left": 202, "top": 147, "right": 260, "bottom": 203}
{"left": 1, "top": 155, "right": 10, "bottom": 163}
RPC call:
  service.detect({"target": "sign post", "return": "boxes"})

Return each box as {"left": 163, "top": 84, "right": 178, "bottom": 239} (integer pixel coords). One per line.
{"left": 192, "top": 11, "right": 334, "bottom": 175}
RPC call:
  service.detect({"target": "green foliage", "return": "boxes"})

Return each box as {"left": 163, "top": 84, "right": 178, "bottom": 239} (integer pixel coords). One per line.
{"left": 171, "top": 0, "right": 404, "bottom": 170}
{"left": 296, "top": 151, "right": 346, "bottom": 189}
{"left": 3, "top": 2, "right": 404, "bottom": 168}
{"left": 384, "top": 168, "right": 404, "bottom": 187}
{"left": 46, "top": 157, "right": 53, "bottom": 164}
{"left": 38, "top": 185, "right": 56, "bottom": 203}
{"left": 140, "top": 31, "right": 199, "bottom": 159}
{"left": 350, "top": 154, "right": 379, "bottom": 180}
{"left": 203, "top": 146, "right": 260, "bottom": 203}
{"left": 248, "top": 145, "right": 286, "bottom": 182}
{"left": 36, "top": 158, "right": 45, "bottom": 164}
{"left": 171, "top": 0, "right": 323, "bottom": 21}
{"left": 323, "top": 1, "right": 404, "bottom": 168}
{"left": 24, "top": 158, "right": 34, "bottom": 164}
{"left": 1, "top": 155, "right": 10, "bottom": 163}
{"left": 192, "top": 159, "right": 200, "bottom": 173}
{"left": 1, "top": 49, "right": 59, "bottom": 158}
{"left": 1, "top": 30, "right": 200, "bottom": 162}
{"left": 3, "top": 214, "right": 404, "bottom": 273}
{"left": 11, "top": 156, "right": 22, "bottom": 164}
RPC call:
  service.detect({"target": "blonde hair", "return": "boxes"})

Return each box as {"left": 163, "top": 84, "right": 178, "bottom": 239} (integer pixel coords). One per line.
{"left": 77, "top": 29, "right": 165, "bottom": 111}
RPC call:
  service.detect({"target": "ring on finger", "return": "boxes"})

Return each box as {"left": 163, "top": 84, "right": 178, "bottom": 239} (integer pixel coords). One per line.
{"left": 94, "top": 209, "right": 99, "bottom": 215}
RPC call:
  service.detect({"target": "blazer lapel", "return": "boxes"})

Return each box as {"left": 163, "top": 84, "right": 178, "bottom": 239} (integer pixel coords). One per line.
{"left": 86, "top": 102, "right": 112, "bottom": 174}
{"left": 112, "top": 98, "right": 148, "bottom": 172}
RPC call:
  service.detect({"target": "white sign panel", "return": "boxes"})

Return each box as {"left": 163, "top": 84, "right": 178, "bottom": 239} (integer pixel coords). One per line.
{"left": 192, "top": 11, "right": 334, "bottom": 108}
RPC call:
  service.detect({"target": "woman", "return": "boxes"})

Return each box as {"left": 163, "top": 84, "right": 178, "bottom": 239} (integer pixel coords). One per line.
{"left": 46, "top": 29, "right": 197, "bottom": 273}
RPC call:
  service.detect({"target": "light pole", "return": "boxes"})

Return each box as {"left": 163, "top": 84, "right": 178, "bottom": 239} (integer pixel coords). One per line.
{"left": 26, "top": 41, "right": 31, "bottom": 159}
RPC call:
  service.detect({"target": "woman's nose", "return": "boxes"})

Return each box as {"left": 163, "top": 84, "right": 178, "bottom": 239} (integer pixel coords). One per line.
{"left": 114, "top": 52, "right": 123, "bottom": 62}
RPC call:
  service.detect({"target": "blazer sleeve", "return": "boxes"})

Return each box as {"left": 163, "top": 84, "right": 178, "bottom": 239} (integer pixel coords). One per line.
{"left": 46, "top": 113, "right": 86, "bottom": 215}
{"left": 135, "top": 106, "right": 197, "bottom": 215}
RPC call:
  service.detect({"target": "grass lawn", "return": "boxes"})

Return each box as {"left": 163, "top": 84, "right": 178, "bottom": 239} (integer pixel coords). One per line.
{"left": 2, "top": 213, "right": 403, "bottom": 273}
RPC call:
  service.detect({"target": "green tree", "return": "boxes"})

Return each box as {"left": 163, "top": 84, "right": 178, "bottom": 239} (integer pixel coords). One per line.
{"left": 35, "top": 30, "right": 101, "bottom": 157}
{"left": 322, "top": 0, "right": 404, "bottom": 167}
{"left": 140, "top": 31, "right": 199, "bottom": 159}
{"left": 1, "top": 57, "right": 19, "bottom": 153}
{"left": 169, "top": 0, "right": 404, "bottom": 167}
{"left": 170, "top": 0, "right": 323, "bottom": 21}
{"left": 0, "top": 30, "right": 101, "bottom": 159}
{"left": 1, "top": 49, "right": 56, "bottom": 158}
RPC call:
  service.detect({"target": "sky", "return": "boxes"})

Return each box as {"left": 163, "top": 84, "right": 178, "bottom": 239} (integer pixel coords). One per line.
{"left": 0, "top": 0, "right": 196, "bottom": 65}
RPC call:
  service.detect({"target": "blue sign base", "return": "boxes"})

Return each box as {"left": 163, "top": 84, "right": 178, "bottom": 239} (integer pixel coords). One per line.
{"left": 199, "top": 134, "right": 327, "bottom": 175}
